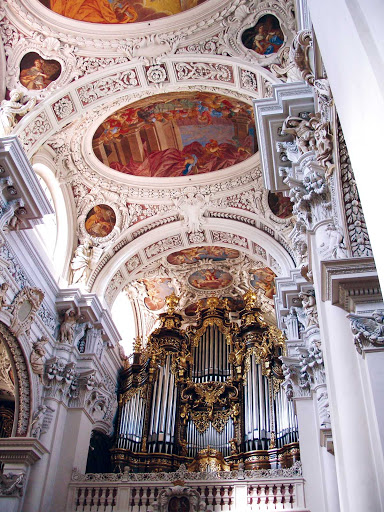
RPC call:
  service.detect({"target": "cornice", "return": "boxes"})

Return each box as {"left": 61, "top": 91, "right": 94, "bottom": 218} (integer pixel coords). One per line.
{"left": 321, "top": 257, "right": 382, "bottom": 312}
{"left": 0, "top": 437, "right": 49, "bottom": 466}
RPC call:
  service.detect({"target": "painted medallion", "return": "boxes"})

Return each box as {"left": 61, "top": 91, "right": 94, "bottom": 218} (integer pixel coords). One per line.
{"left": 188, "top": 269, "right": 232, "bottom": 290}
{"left": 39, "top": 0, "right": 207, "bottom": 24}
{"left": 241, "top": 14, "right": 284, "bottom": 55}
{"left": 85, "top": 204, "right": 116, "bottom": 238}
{"left": 249, "top": 267, "right": 276, "bottom": 299}
{"left": 268, "top": 191, "right": 293, "bottom": 218}
{"left": 19, "top": 53, "right": 61, "bottom": 91}
{"left": 92, "top": 92, "right": 256, "bottom": 177}
{"left": 142, "top": 278, "right": 174, "bottom": 311}
{"left": 167, "top": 246, "right": 240, "bottom": 265}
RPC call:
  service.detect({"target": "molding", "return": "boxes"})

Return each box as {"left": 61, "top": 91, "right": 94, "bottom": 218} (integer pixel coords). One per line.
{"left": 253, "top": 82, "right": 314, "bottom": 191}
{"left": 0, "top": 136, "right": 53, "bottom": 228}
{"left": 0, "top": 437, "right": 49, "bottom": 466}
{"left": 321, "top": 257, "right": 382, "bottom": 312}
{"left": 319, "top": 428, "right": 334, "bottom": 455}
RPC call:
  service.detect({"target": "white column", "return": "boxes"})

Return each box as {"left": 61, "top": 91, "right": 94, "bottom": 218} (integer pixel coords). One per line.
{"left": 317, "top": 299, "right": 383, "bottom": 511}
{"left": 307, "top": 0, "right": 384, "bottom": 286}
{"left": 295, "top": 397, "right": 337, "bottom": 512}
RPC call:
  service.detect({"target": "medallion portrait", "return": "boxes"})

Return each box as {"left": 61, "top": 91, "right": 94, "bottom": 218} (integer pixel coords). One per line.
{"left": 241, "top": 14, "right": 284, "bottom": 55}
{"left": 85, "top": 204, "right": 116, "bottom": 238}
{"left": 19, "top": 52, "right": 61, "bottom": 91}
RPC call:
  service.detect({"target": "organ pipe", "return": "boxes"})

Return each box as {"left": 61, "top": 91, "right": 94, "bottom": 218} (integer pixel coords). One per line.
{"left": 112, "top": 293, "right": 299, "bottom": 473}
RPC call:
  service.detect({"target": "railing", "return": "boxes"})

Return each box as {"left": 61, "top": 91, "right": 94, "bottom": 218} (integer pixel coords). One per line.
{"left": 67, "top": 463, "right": 309, "bottom": 511}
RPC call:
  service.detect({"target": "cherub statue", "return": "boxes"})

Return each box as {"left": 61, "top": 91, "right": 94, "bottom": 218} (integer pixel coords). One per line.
{"left": 58, "top": 307, "right": 80, "bottom": 344}
{"left": 0, "top": 90, "right": 36, "bottom": 136}
{"left": 298, "top": 290, "right": 318, "bottom": 328}
{"left": 282, "top": 114, "right": 316, "bottom": 155}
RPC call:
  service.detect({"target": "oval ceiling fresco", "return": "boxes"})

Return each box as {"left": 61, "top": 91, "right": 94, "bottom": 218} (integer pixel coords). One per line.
{"left": 92, "top": 92, "right": 256, "bottom": 177}
{"left": 188, "top": 269, "right": 233, "bottom": 290}
{"left": 167, "top": 246, "right": 240, "bottom": 265}
{"left": 40, "top": 0, "right": 207, "bottom": 24}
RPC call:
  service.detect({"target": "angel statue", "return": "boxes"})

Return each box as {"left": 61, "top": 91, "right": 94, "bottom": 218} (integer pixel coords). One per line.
{"left": 347, "top": 311, "right": 384, "bottom": 353}
{"left": 0, "top": 90, "right": 36, "bottom": 136}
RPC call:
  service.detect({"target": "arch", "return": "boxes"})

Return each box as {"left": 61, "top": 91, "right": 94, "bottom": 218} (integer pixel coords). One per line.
{"left": 0, "top": 322, "right": 32, "bottom": 437}
{"left": 32, "top": 150, "right": 74, "bottom": 281}
{"left": 92, "top": 217, "right": 295, "bottom": 306}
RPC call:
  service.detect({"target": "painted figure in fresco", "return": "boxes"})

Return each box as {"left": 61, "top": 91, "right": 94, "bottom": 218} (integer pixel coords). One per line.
{"left": 20, "top": 59, "right": 49, "bottom": 90}
{"left": 167, "top": 246, "right": 239, "bottom": 265}
{"left": 47, "top": 0, "right": 206, "bottom": 24}
{"left": 242, "top": 15, "right": 284, "bottom": 56}
{"left": 143, "top": 278, "right": 174, "bottom": 311}
{"left": 188, "top": 269, "right": 232, "bottom": 290}
{"left": 85, "top": 205, "right": 116, "bottom": 238}
{"left": 19, "top": 54, "right": 61, "bottom": 91}
{"left": 49, "top": 0, "right": 138, "bottom": 23}
{"left": 93, "top": 92, "right": 255, "bottom": 177}
{"left": 250, "top": 267, "right": 276, "bottom": 299}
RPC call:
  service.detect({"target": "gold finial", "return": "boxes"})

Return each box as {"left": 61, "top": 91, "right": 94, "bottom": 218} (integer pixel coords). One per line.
{"left": 243, "top": 289, "right": 259, "bottom": 310}
{"left": 133, "top": 336, "right": 142, "bottom": 353}
{"left": 165, "top": 292, "right": 180, "bottom": 312}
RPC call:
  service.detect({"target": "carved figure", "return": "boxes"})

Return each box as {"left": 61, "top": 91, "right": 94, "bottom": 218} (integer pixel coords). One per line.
{"left": 0, "top": 90, "right": 36, "bottom": 136}
{"left": 175, "top": 190, "right": 207, "bottom": 233}
{"left": 282, "top": 115, "right": 316, "bottom": 154}
{"left": 320, "top": 223, "right": 347, "bottom": 259}
{"left": 30, "top": 336, "right": 48, "bottom": 379}
{"left": 30, "top": 405, "right": 47, "bottom": 438}
{"left": 0, "top": 282, "right": 9, "bottom": 310}
{"left": 58, "top": 307, "right": 80, "bottom": 344}
{"left": 229, "top": 437, "right": 238, "bottom": 455}
{"left": 348, "top": 311, "right": 384, "bottom": 353}
{"left": 298, "top": 290, "right": 318, "bottom": 328}
{"left": 71, "top": 240, "right": 93, "bottom": 285}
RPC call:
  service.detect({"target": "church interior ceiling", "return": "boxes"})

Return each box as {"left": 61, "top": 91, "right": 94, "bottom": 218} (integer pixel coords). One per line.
{"left": 0, "top": 0, "right": 299, "bottom": 348}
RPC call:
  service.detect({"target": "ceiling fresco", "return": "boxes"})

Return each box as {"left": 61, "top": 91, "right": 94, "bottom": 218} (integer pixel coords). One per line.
{"left": 85, "top": 204, "right": 116, "bottom": 238}
{"left": 249, "top": 267, "right": 276, "bottom": 300}
{"left": 39, "top": 0, "right": 207, "bottom": 24}
{"left": 268, "top": 192, "right": 293, "bottom": 219}
{"left": 188, "top": 269, "right": 233, "bottom": 290}
{"left": 142, "top": 277, "right": 175, "bottom": 311}
{"left": 167, "top": 246, "right": 240, "bottom": 265}
{"left": 92, "top": 92, "right": 256, "bottom": 178}
{"left": 241, "top": 14, "right": 284, "bottom": 55}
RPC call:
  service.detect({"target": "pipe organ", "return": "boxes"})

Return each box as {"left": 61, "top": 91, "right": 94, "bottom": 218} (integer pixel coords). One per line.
{"left": 112, "top": 292, "right": 299, "bottom": 472}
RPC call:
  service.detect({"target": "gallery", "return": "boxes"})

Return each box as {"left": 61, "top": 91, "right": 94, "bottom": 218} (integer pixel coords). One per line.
{"left": 0, "top": 0, "right": 383, "bottom": 511}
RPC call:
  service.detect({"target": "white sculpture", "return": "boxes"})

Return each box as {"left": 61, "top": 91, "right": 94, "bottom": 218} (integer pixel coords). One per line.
{"left": 174, "top": 189, "right": 208, "bottom": 233}
{"left": 58, "top": 307, "right": 80, "bottom": 344}
{"left": 0, "top": 90, "right": 36, "bottom": 136}
{"left": 71, "top": 240, "right": 93, "bottom": 285}
{"left": 30, "top": 336, "right": 48, "bottom": 379}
